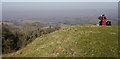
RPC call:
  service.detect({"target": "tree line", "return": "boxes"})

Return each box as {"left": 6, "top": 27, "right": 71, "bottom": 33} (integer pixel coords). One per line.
{"left": 2, "top": 23, "right": 60, "bottom": 54}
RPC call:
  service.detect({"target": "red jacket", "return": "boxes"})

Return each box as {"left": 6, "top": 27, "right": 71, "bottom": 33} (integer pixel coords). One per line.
{"left": 98, "top": 16, "right": 107, "bottom": 25}
{"left": 98, "top": 16, "right": 102, "bottom": 20}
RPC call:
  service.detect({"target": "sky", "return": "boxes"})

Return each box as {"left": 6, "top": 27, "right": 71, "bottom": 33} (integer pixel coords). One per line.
{"left": 1, "top": 0, "right": 120, "bottom": 2}
{"left": 1, "top": 0, "right": 119, "bottom": 19}
{"left": 0, "top": 3, "right": 2, "bottom": 20}
{"left": 2, "top": 2, "right": 118, "bottom": 18}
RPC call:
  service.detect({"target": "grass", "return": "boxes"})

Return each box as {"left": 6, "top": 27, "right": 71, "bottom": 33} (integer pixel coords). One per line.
{"left": 3, "top": 24, "right": 118, "bottom": 57}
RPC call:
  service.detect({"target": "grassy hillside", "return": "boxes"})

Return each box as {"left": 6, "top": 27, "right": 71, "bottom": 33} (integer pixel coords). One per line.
{"left": 3, "top": 24, "right": 118, "bottom": 57}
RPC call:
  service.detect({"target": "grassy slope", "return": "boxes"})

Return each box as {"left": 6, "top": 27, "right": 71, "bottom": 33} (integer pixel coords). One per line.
{"left": 3, "top": 24, "right": 118, "bottom": 57}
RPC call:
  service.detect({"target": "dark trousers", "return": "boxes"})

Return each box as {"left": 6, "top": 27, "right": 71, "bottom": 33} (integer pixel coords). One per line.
{"left": 99, "top": 20, "right": 102, "bottom": 25}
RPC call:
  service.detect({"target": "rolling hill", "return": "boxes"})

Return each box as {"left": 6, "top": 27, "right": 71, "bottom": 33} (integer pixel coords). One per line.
{"left": 3, "top": 24, "right": 118, "bottom": 57}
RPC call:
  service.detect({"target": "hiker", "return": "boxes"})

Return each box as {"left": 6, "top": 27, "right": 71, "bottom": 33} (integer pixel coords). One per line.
{"left": 98, "top": 15, "right": 103, "bottom": 25}
{"left": 98, "top": 14, "right": 107, "bottom": 25}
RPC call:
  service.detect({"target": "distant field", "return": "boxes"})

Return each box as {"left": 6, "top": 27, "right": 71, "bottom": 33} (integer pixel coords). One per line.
{"left": 3, "top": 24, "right": 118, "bottom": 57}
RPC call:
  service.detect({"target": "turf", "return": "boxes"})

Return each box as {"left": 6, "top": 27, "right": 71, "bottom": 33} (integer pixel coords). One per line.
{"left": 3, "top": 24, "right": 118, "bottom": 57}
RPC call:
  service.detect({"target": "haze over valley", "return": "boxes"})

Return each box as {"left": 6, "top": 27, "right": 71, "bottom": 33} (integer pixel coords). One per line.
{"left": 2, "top": 2, "right": 118, "bottom": 26}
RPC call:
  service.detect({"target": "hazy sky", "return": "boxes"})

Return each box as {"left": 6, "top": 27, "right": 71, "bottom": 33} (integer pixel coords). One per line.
{"left": 0, "top": 3, "right": 2, "bottom": 19}
{"left": 3, "top": 2, "right": 118, "bottom": 18}
{"left": 1, "top": 0, "right": 120, "bottom": 2}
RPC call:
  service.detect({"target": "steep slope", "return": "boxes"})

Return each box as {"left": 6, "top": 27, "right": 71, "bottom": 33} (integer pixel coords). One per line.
{"left": 3, "top": 25, "right": 118, "bottom": 57}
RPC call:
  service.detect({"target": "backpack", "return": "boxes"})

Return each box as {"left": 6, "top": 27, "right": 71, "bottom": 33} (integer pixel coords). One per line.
{"left": 106, "top": 20, "right": 112, "bottom": 26}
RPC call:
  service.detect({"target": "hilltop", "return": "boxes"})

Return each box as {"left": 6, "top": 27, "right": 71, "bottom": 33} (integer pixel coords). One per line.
{"left": 3, "top": 24, "right": 118, "bottom": 57}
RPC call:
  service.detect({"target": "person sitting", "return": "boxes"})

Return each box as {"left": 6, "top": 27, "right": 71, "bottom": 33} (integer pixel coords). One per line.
{"left": 98, "top": 14, "right": 107, "bottom": 26}
{"left": 98, "top": 15, "right": 103, "bottom": 25}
